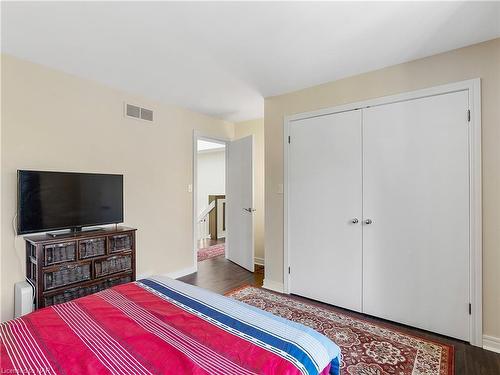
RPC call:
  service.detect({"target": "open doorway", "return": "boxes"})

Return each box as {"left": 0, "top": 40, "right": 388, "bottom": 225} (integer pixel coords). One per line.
{"left": 195, "top": 139, "right": 227, "bottom": 263}
{"left": 192, "top": 133, "right": 257, "bottom": 275}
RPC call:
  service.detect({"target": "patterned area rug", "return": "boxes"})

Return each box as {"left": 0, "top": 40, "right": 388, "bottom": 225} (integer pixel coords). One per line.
{"left": 197, "top": 243, "right": 225, "bottom": 262}
{"left": 226, "top": 286, "right": 454, "bottom": 375}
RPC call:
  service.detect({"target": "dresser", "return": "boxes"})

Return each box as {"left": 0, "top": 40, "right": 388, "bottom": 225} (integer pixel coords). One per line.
{"left": 25, "top": 226, "right": 136, "bottom": 309}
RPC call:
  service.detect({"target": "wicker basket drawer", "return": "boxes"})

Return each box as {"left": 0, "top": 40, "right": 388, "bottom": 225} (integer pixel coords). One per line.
{"left": 43, "top": 274, "right": 133, "bottom": 306}
{"left": 43, "top": 242, "right": 76, "bottom": 266}
{"left": 99, "top": 274, "right": 133, "bottom": 289}
{"left": 95, "top": 254, "right": 132, "bottom": 278}
{"left": 44, "top": 283, "right": 99, "bottom": 306}
{"left": 79, "top": 237, "right": 106, "bottom": 259}
{"left": 109, "top": 234, "right": 133, "bottom": 253}
{"left": 44, "top": 262, "right": 91, "bottom": 290}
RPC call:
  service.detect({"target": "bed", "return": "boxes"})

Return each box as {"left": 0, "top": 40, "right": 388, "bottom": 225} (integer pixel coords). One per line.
{"left": 1, "top": 276, "right": 341, "bottom": 374}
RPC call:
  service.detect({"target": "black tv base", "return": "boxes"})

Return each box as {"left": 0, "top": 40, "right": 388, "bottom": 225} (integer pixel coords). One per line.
{"left": 47, "top": 227, "right": 105, "bottom": 238}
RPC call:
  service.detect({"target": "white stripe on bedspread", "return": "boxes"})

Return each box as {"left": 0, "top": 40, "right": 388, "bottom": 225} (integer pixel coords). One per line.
{"left": 1, "top": 318, "right": 56, "bottom": 375}
{"left": 99, "top": 288, "right": 257, "bottom": 375}
{"left": 52, "top": 301, "right": 153, "bottom": 375}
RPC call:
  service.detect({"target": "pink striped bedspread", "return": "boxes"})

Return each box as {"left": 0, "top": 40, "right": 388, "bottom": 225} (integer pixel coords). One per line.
{"left": 1, "top": 276, "right": 341, "bottom": 374}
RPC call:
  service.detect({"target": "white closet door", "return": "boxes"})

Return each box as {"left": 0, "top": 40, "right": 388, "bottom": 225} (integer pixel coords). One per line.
{"left": 362, "top": 91, "right": 470, "bottom": 340}
{"left": 289, "top": 110, "right": 362, "bottom": 311}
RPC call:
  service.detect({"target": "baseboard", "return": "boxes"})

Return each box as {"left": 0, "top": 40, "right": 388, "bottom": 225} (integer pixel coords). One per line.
{"left": 164, "top": 266, "right": 197, "bottom": 280}
{"left": 262, "top": 279, "right": 284, "bottom": 293}
{"left": 254, "top": 257, "right": 265, "bottom": 266}
{"left": 483, "top": 335, "right": 500, "bottom": 354}
{"left": 136, "top": 272, "right": 153, "bottom": 280}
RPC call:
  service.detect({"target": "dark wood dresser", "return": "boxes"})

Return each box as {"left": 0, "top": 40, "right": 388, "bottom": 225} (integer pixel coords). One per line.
{"left": 25, "top": 226, "right": 136, "bottom": 309}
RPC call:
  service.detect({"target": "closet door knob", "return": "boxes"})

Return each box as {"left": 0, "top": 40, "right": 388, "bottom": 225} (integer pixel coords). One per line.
{"left": 351, "top": 218, "right": 359, "bottom": 224}
{"left": 363, "top": 219, "right": 373, "bottom": 225}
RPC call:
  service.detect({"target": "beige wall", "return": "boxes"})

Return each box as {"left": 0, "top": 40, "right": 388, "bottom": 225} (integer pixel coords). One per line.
{"left": 197, "top": 149, "right": 226, "bottom": 216}
{"left": 264, "top": 38, "right": 500, "bottom": 338}
{"left": 235, "top": 119, "right": 265, "bottom": 263}
{"left": 0, "top": 54, "right": 234, "bottom": 321}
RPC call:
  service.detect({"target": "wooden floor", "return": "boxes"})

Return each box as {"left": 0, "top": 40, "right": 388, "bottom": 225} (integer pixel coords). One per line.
{"left": 181, "top": 253, "right": 263, "bottom": 294}
{"left": 180, "top": 256, "right": 500, "bottom": 375}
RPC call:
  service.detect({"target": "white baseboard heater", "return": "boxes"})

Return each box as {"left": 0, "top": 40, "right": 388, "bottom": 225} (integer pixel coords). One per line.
{"left": 15, "top": 281, "right": 34, "bottom": 318}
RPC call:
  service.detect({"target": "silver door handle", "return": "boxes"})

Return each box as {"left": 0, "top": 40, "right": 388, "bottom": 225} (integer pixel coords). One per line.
{"left": 363, "top": 219, "right": 373, "bottom": 225}
{"left": 351, "top": 218, "right": 359, "bottom": 224}
{"left": 243, "top": 208, "right": 256, "bottom": 213}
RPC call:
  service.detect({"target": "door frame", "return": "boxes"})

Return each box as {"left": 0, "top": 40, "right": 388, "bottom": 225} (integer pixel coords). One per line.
{"left": 192, "top": 131, "right": 230, "bottom": 273}
{"left": 283, "top": 79, "right": 482, "bottom": 346}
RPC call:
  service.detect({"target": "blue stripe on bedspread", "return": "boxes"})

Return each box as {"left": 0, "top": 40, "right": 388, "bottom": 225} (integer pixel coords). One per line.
{"left": 138, "top": 277, "right": 341, "bottom": 375}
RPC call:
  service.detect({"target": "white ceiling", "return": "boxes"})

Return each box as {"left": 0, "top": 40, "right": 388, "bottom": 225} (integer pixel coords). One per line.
{"left": 197, "top": 140, "right": 225, "bottom": 152}
{"left": 2, "top": 2, "right": 499, "bottom": 122}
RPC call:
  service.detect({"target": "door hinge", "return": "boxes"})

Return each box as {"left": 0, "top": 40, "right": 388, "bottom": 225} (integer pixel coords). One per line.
{"left": 288, "top": 136, "right": 291, "bottom": 144}
{"left": 469, "top": 303, "right": 472, "bottom": 315}
{"left": 467, "top": 109, "right": 471, "bottom": 122}
{"left": 288, "top": 266, "right": 291, "bottom": 274}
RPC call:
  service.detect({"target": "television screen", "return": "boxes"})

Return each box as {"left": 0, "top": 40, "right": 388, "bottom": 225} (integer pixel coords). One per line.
{"left": 17, "top": 170, "right": 123, "bottom": 234}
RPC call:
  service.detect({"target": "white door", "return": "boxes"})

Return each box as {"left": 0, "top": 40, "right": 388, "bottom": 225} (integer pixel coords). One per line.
{"left": 289, "top": 110, "right": 363, "bottom": 311}
{"left": 226, "top": 135, "right": 254, "bottom": 272}
{"left": 362, "top": 91, "right": 470, "bottom": 340}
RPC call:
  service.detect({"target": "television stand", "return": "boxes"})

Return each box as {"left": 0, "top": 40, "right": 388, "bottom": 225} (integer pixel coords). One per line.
{"left": 47, "top": 227, "right": 105, "bottom": 238}
{"left": 25, "top": 226, "right": 136, "bottom": 309}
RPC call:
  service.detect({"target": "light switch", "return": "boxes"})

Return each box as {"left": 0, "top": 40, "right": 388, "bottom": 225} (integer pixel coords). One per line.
{"left": 188, "top": 184, "right": 193, "bottom": 193}
{"left": 277, "top": 184, "right": 284, "bottom": 194}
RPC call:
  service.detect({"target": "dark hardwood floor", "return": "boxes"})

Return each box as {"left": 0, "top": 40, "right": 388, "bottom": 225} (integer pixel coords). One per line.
{"left": 181, "top": 253, "right": 263, "bottom": 294}
{"left": 180, "top": 255, "right": 500, "bottom": 375}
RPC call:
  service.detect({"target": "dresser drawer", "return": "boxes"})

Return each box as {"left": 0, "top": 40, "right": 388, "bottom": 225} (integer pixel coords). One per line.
{"left": 44, "top": 262, "right": 91, "bottom": 290}
{"left": 108, "top": 233, "right": 133, "bottom": 253}
{"left": 95, "top": 254, "right": 132, "bottom": 278}
{"left": 43, "top": 274, "right": 133, "bottom": 307}
{"left": 43, "top": 241, "right": 76, "bottom": 266}
{"left": 79, "top": 237, "right": 106, "bottom": 259}
{"left": 44, "top": 283, "right": 99, "bottom": 306}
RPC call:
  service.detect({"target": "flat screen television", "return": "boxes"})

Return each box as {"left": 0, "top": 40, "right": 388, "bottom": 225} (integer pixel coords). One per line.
{"left": 17, "top": 170, "right": 123, "bottom": 235}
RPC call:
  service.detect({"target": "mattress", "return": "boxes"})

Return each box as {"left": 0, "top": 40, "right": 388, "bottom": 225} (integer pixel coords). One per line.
{"left": 1, "top": 276, "right": 341, "bottom": 374}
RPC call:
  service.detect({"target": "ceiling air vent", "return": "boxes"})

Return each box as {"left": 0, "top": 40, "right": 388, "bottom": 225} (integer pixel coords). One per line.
{"left": 125, "top": 103, "right": 154, "bottom": 122}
